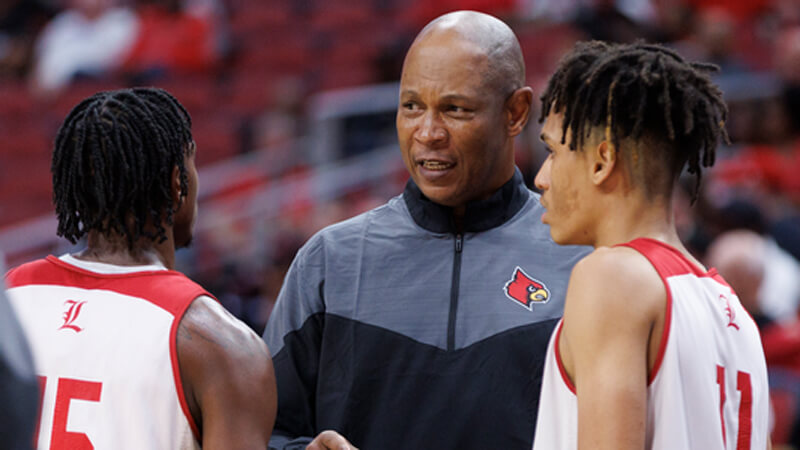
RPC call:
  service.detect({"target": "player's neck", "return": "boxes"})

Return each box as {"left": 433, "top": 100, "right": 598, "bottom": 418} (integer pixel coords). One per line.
{"left": 592, "top": 192, "right": 680, "bottom": 249}
{"left": 75, "top": 231, "right": 177, "bottom": 270}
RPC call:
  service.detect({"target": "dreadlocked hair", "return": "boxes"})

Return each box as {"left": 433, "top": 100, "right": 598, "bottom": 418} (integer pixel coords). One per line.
{"left": 540, "top": 41, "right": 729, "bottom": 200}
{"left": 52, "top": 87, "right": 193, "bottom": 248}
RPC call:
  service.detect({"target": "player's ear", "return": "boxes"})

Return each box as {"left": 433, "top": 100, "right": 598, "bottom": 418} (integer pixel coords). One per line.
{"left": 171, "top": 165, "right": 183, "bottom": 206}
{"left": 506, "top": 87, "right": 533, "bottom": 137}
{"left": 590, "top": 138, "right": 616, "bottom": 186}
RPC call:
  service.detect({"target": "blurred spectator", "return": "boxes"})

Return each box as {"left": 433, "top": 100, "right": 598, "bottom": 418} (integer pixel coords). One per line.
{"left": 30, "top": 0, "right": 137, "bottom": 96}
{"left": 121, "top": 0, "right": 221, "bottom": 82}
{"left": 706, "top": 229, "right": 800, "bottom": 328}
{"left": 0, "top": 0, "right": 55, "bottom": 79}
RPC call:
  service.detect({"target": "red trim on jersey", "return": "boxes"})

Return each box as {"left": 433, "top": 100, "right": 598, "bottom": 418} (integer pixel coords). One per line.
{"left": 7, "top": 256, "right": 211, "bottom": 316}
{"left": 554, "top": 320, "right": 577, "bottom": 395}
{"left": 170, "top": 299, "right": 201, "bottom": 441}
{"left": 647, "top": 282, "right": 672, "bottom": 386}
{"left": 7, "top": 256, "right": 212, "bottom": 441}
{"left": 620, "top": 238, "right": 731, "bottom": 288}
{"left": 618, "top": 238, "right": 731, "bottom": 385}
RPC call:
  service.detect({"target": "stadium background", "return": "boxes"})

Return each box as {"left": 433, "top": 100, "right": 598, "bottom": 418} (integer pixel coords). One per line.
{"left": 1, "top": 0, "right": 800, "bottom": 445}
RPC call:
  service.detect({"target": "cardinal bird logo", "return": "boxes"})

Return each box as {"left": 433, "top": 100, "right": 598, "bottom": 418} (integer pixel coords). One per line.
{"left": 504, "top": 267, "right": 550, "bottom": 310}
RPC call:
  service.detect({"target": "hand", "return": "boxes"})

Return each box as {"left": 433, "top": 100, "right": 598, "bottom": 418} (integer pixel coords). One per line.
{"left": 306, "top": 430, "right": 359, "bottom": 450}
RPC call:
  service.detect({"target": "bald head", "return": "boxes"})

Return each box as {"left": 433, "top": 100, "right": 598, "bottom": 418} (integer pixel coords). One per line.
{"left": 396, "top": 10, "right": 533, "bottom": 212}
{"left": 407, "top": 11, "right": 526, "bottom": 95}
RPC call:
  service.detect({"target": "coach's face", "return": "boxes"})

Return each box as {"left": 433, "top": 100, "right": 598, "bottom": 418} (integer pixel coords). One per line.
{"left": 396, "top": 30, "right": 515, "bottom": 210}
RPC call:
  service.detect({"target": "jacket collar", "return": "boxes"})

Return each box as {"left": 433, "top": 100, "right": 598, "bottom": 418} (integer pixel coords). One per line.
{"left": 402, "top": 168, "right": 529, "bottom": 234}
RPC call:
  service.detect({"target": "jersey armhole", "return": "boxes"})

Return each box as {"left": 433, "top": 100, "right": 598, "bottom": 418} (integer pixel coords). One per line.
{"left": 613, "top": 240, "right": 674, "bottom": 386}
{"left": 170, "top": 296, "right": 202, "bottom": 442}
{"left": 554, "top": 320, "right": 577, "bottom": 395}
{"left": 647, "top": 282, "right": 672, "bottom": 386}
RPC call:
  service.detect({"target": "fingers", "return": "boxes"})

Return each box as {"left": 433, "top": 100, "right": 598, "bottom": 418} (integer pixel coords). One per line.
{"left": 306, "top": 430, "right": 359, "bottom": 450}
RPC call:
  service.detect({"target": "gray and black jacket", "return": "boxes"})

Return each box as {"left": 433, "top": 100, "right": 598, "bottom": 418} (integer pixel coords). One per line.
{"left": 263, "top": 169, "right": 588, "bottom": 450}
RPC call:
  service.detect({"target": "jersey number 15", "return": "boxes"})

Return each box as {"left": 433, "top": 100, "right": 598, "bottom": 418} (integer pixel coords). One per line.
{"left": 35, "top": 376, "right": 103, "bottom": 449}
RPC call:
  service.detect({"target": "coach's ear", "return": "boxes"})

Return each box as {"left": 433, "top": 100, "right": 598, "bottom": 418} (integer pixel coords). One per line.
{"left": 506, "top": 86, "right": 533, "bottom": 137}
{"left": 590, "top": 138, "right": 617, "bottom": 187}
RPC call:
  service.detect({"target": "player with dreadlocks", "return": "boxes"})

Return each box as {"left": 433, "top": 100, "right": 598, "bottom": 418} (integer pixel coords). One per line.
{"left": 531, "top": 42, "right": 770, "bottom": 450}
{"left": 51, "top": 87, "right": 195, "bottom": 250}
{"left": 6, "top": 87, "right": 277, "bottom": 449}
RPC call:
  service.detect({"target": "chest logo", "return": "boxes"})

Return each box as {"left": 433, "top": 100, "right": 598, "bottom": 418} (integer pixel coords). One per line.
{"left": 59, "top": 300, "right": 87, "bottom": 333}
{"left": 504, "top": 267, "right": 550, "bottom": 310}
{"left": 719, "top": 294, "right": 739, "bottom": 330}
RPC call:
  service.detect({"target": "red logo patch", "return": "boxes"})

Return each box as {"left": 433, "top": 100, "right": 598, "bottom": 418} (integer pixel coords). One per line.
{"left": 59, "top": 300, "right": 87, "bottom": 332}
{"left": 504, "top": 267, "right": 550, "bottom": 310}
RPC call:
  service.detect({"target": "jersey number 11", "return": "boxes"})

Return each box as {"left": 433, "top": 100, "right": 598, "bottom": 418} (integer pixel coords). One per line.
{"left": 716, "top": 365, "right": 753, "bottom": 450}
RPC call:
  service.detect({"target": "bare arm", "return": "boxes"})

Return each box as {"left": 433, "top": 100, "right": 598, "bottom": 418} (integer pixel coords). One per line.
{"left": 178, "top": 295, "right": 277, "bottom": 449}
{"left": 559, "top": 248, "right": 665, "bottom": 450}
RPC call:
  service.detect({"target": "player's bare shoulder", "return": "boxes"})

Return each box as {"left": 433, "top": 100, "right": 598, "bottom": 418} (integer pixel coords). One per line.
{"left": 177, "top": 295, "right": 274, "bottom": 397}
{"left": 177, "top": 296, "right": 277, "bottom": 447}
{"left": 567, "top": 246, "right": 666, "bottom": 319}
{"left": 178, "top": 295, "right": 269, "bottom": 361}
{"left": 561, "top": 245, "right": 669, "bottom": 385}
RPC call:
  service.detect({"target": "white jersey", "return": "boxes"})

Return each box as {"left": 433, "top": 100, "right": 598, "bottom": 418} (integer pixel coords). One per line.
{"left": 5, "top": 254, "right": 209, "bottom": 450}
{"left": 533, "top": 238, "right": 770, "bottom": 450}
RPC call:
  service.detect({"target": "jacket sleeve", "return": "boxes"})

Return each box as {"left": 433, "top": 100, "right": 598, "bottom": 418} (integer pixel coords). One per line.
{"left": 262, "top": 237, "right": 326, "bottom": 446}
{"left": 267, "top": 431, "right": 313, "bottom": 450}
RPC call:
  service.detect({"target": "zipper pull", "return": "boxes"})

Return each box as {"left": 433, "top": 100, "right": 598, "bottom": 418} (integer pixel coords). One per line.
{"left": 455, "top": 234, "right": 463, "bottom": 253}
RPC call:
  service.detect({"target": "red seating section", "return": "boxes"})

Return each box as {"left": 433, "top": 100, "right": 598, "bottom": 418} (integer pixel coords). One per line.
{"left": 0, "top": 0, "right": 517, "bottom": 228}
